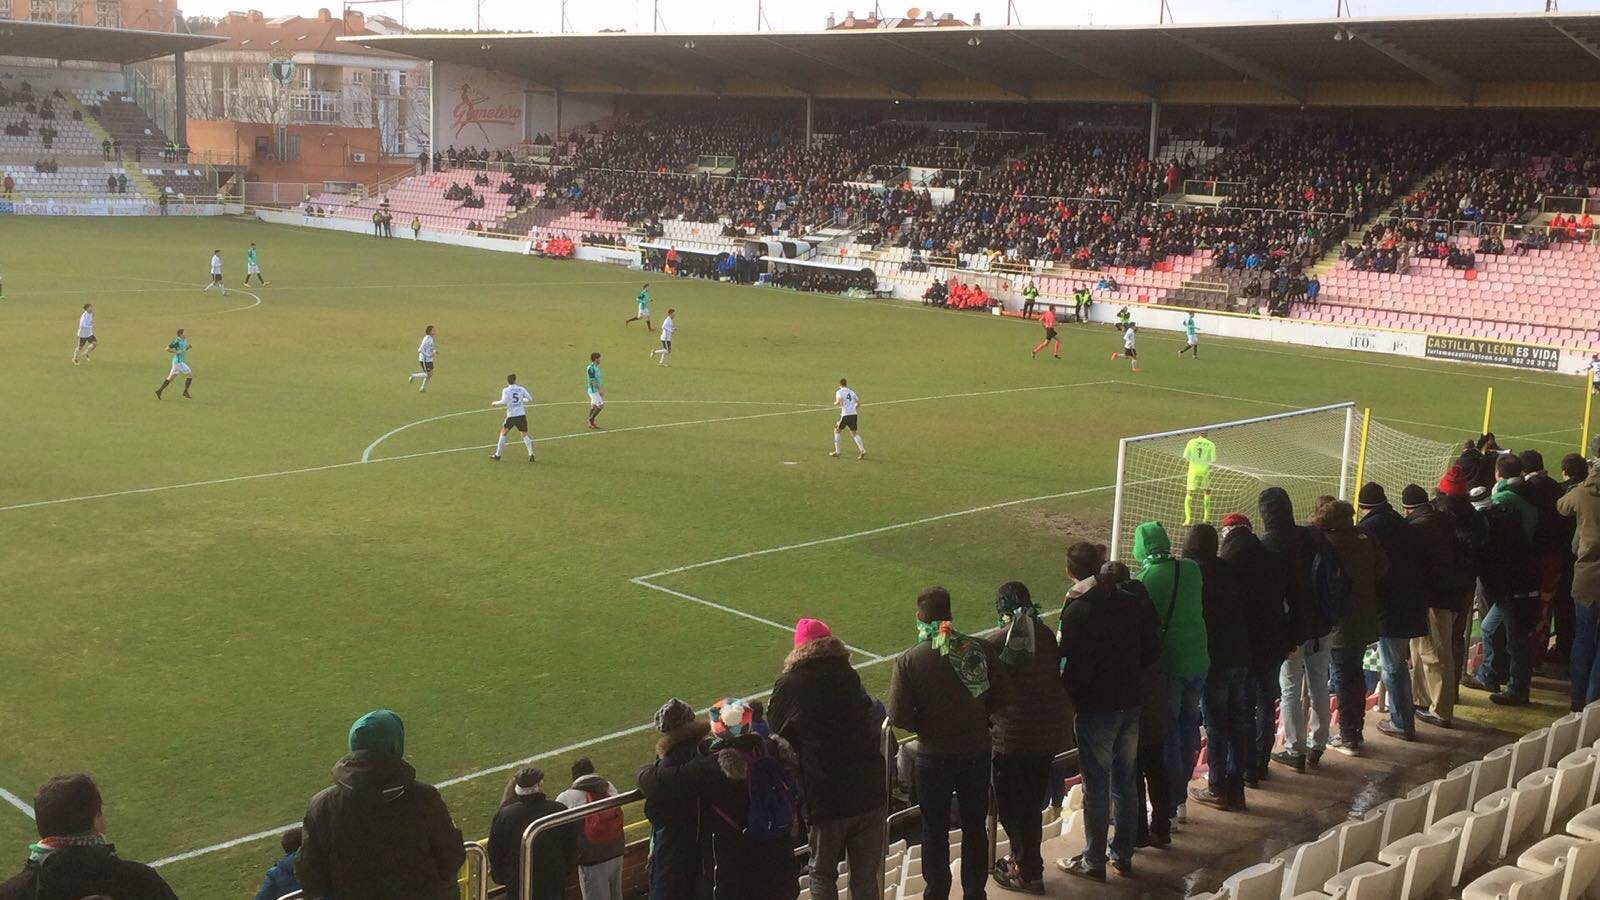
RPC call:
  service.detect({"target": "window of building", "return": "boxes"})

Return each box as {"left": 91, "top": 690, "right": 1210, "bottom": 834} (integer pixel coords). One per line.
{"left": 93, "top": 0, "right": 117, "bottom": 27}
{"left": 0, "top": 0, "right": 12, "bottom": 19}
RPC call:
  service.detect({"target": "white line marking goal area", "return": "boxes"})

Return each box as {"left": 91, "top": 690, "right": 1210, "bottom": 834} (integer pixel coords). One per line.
{"left": 143, "top": 482, "right": 1110, "bottom": 868}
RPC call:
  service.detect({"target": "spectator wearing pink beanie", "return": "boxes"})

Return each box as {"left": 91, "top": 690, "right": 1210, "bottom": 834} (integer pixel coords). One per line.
{"left": 768, "top": 618, "right": 888, "bottom": 900}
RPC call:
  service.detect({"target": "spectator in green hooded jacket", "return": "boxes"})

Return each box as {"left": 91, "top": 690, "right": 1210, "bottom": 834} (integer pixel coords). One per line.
{"left": 1132, "top": 521, "right": 1208, "bottom": 819}
{"left": 1491, "top": 454, "right": 1538, "bottom": 541}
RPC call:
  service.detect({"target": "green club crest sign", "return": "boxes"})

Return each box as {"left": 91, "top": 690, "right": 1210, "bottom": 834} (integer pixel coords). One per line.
{"left": 268, "top": 57, "right": 296, "bottom": 86}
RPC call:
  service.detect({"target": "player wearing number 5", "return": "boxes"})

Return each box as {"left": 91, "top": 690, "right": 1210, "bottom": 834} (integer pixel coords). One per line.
{"left": 1182, "top": 431, "right": 1216, "bottom": 525}
{"left": 490, "top": 373, "right": 535, "bottom": 463}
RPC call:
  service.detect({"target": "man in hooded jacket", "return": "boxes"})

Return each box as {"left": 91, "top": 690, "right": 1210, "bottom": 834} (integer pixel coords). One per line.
{"left": 1403, "top": 484, "right": 1474, "bottom": 728}
{"left": 1218, "top": 512, "right": 1289, "bottom": 783}
{"left": 488, "top": 768, "right": 578, "bottom": 900}
{"left": 1133, "top": 521, "right": 1208, "bottom": 818}
{"left": 1356, "top": 483, "right": 1427, "bottom": 740}
{"left": 1184, "top": 524, "right": 1252, "bottom": 811}
{"left": 297, "top": 709, "right": 467, "bottom": 900}
{"left": 1312, "top": 499, "right": 1388, "bottom": 756}
{"left": 1259, "top": 488, "right": 1330, "bottom": 771}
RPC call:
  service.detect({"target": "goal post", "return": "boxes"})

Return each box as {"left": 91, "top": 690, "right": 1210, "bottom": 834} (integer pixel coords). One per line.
{"left": 1108, "top": 403, "right": 1456, "bottom": 560}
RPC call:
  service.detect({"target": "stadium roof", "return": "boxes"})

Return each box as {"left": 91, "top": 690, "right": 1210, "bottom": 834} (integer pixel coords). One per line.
{"left": 344, "top": 11, "right": 1600, "bottom": 107}
{"left": 0, "top": 18, "right": 223, "bottom": 64}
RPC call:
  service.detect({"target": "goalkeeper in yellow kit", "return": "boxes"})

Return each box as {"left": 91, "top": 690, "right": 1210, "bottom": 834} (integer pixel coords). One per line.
{"left": 1183, "top": 431, "right": 1216, "bottom": 525}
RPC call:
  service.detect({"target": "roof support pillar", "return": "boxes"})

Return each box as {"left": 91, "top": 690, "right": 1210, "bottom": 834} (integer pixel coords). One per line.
{"left": 553, "top": 86, "right": 563, "bottom": 141}
{"left": 173, "top": 51, "right": 187, "bottom": 147}
{"left": 1148, "top": 98, "right": 1161, "bottom": 162}
{"left": 804, "top": 94, "right": 814, "bottom": 148}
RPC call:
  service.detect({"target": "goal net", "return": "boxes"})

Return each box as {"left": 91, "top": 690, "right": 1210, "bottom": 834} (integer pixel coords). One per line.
{"left": 1108, "top": 403, "right": 1458, "bottom": 559}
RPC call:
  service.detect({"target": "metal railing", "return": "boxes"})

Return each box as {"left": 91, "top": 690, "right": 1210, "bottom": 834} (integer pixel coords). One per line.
{"left": 518, "top": 789, "right": 643, "bottom": 900}
{"left": 273, "top": 840, "right": 488, "bottom": 900}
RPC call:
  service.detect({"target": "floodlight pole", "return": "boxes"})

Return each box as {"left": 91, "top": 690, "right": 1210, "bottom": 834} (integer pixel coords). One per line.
{"left": 1334, "top": 0, "right": 1349, "bottom": 16}
{"left": 560, "top": 0, "right": 573, "bottom": 32}
{"left": 1158, "top": 0, "right": 1174, "bottom": 24}
{"left": 653, "top": 0, "right": 666, "bottom": 31}
{"left": 756, "top": 0, "right": 771, "bottom": 30}
{"left": 1006, "top": 0, "right": 1021, "bottom": 26}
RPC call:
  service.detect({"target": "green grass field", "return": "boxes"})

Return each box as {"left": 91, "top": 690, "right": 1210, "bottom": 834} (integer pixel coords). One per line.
{"left": 0, "top": 216, "right": 1589, "bottom": 897}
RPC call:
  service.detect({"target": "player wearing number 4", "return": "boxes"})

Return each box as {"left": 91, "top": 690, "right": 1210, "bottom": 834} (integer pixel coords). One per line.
{"left": 831, "top": 378, "right": 866, "bottom": 459}
{"left": 586, "top": 352, "right": 604, "bottom": 429}
{"left": 1183, "top": 430, "right": 1216, "bottom": 526}
{"left": 407, "top": 325, "right": 437, "bottom": 392}
{"left": 490, "top": 373, "right": 535, "bottom": 463}
{"left": 202, "top": 250, "right": 226, "bottom": 295}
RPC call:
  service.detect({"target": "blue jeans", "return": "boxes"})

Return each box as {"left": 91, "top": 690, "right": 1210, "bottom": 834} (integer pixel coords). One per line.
{"left": 1074, "top": 707, "right": 1141, "bottom": 868}
{"left": 914, "top": 752, "right": 991, "bottom": 900}
{"left": 1203, "top": 668, "right": 1252, "bottom": 795}
{"left": 1164, "top": 673, "right": 1206, "bottom": 814}
{"left": 1481, "top": 595, "right": 1534, "bottom": 699}
{"left": 1248, "top": 668, "right": 1281, "bottom": 776}
{"left": 1574, "top": 601, "right": 1600, "bottom": 712}
{"left": 1378, "top": 637, "right": 1415, "bottom": 733}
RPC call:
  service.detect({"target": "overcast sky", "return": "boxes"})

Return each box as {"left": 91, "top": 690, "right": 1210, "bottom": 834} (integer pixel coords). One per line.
{"left": 178, "top": 0, "right": 1600, "bottom": 35}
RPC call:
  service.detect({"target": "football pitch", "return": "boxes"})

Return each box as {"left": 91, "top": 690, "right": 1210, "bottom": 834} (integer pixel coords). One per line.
{"left": 0, "top": 216, "right": 1587, "bottom": 896}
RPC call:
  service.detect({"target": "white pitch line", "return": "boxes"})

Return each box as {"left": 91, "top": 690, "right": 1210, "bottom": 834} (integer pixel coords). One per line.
{"left": 629, "top": 577, "right": 886, "bottom": 660}
{"left": 6, "top": 278, "right": 643, "bottom": 299}
{"left": 360, "top": 399, "right": 818, "bottom": 463}
{"left": 637, "top": 482, "right": 1118, "bottom": 581}
{"left": 0, "top": 787, "right": 35, "bottom": 820}
{"left": 148, "top": 600, "right": 1056, "bottom": 869}
{"left": 3, "top": 381, "right": 1107, "bottom": 513}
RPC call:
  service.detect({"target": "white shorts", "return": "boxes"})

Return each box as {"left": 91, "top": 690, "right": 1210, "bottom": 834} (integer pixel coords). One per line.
{"left": 247, "top": 263, "right": 261, "bottom": 275}
{"left": 169, "top": 362, "right": 192, "bottom": 377}
{"left": 588, "top": 391, "right": 604, "bottom": 407}
{"left": 1186, "top": 335, "right": 1198, "bottom": 346}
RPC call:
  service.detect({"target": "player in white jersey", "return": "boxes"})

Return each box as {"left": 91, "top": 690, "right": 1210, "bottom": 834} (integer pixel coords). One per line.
{"left": 407, "top": 325, "right": 438, "bottom": 392}
{"left": 1111, "top": 323, "right": 1140, "bottom": 372}
{"left": 831, "top": 378, "right": 866, "bottom": 459}
{"left": 202, "top": 250, "right": 227, "bottom": 295}
{"left": 71, "top": 303, "right": 97, "bottom": 365}
{"left": 650, "top": 308, "right": 676, "bottom": 366}
{"left": 1589, "top": 355, "right": 1600, "bottom": 395}
{"left": 489, "top": 373, "right": 536, "bottom": 462}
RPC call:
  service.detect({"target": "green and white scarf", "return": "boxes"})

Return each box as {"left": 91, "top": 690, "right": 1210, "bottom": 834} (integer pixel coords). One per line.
{"left": 916, "top": 619, "right": 991, "bottom": 697}
{"left": 28, "top": 833, "right": 108, "bottom": 863}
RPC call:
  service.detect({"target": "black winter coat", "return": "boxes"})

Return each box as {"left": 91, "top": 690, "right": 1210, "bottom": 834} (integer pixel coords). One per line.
{"left": 1480, "top": 502, "right": 1540, "bottom": 601}
{"left": 1259, "top": 488, "right": 1328, "bottom": 645}
{"left": 296, "top": 751, "right": 467, "bottom": 900}
{"left": 768, "top": 636, "right": 888, "bottom": 823}
{"left": 697, "top": 730, "right": 806, "bottom": 896}
{"left": 1184, "top": 527, "right": 1251, "bottom": 672}
{"left": 888, "top": 633, "right": 1004, "bottom": 756}
{"left": 984, "top": 617, "right": 1075, "bottom": 757}
{"left": 1359, "top": 503, "right": 1429, "bottom": 639}
{"left": 487, "top": 792, "right": 578, "bottom": 900}
{"left": 1407, "top": 502, "right": 1473, "bottom": 611}
{"left": 1525, "top": 471, "right": 1570, "bottom": 554}
{"left": 0, "top": 844, "right": 176, "bottom": 900}
{"left": 1219, "top": 525, "right": 1290, "bottom": 674}
{"left": 636, "top": 720, "right": 713, "bottom": 900}
{"left": 1059, "top": 578, "right": 1161, "bottom": 714}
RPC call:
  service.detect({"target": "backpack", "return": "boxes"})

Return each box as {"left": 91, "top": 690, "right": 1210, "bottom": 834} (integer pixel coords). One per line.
{"left": 1310, "top": 534, "right": 1353, "bottom": 625}
{"left": 581, "top": 790, "right": 624, "bottom": 845}
{"left": 712, "top": 740, "right": 799, "bottom": 843}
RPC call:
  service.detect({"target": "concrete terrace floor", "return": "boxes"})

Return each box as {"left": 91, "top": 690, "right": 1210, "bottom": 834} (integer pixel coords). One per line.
{"left": 1029, "top": 676, "right": 1573, "bottom": 898}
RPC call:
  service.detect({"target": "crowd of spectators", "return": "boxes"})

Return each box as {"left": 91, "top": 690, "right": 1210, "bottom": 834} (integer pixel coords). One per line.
{"left": 9, "top": 435, "right": 1600, "bottom": 900}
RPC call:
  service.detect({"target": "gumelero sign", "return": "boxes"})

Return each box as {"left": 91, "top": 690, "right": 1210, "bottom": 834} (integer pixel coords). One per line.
{"left": 1424, "top": 334, "right": 1559, "bottom": 371}
{"left": 450, "top": 82, "right": 522, "bottom": 142}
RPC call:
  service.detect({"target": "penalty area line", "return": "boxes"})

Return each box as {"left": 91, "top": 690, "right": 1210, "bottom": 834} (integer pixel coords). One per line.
{"left": 629, "top": 576, "right": 887, "bottom": 660}
{"left": 0, "top": 786, "right": 34, "bottom": 821}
